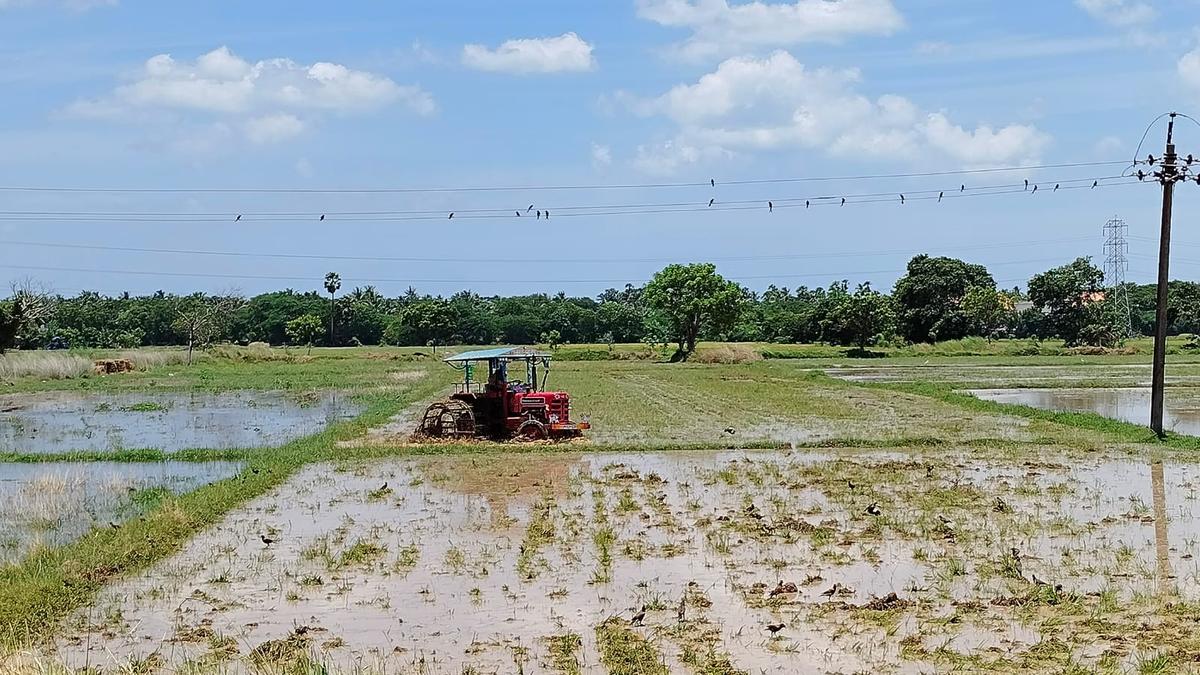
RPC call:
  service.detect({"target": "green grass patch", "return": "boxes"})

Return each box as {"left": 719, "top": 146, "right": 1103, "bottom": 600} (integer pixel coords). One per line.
{"left": 595, "top": 619, "right": 668, "bottom": 675}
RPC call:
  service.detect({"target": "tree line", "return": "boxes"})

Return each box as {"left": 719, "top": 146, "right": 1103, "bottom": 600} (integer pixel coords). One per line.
{"left": 0, "top": 255, "right": 1193, "bottom": 360}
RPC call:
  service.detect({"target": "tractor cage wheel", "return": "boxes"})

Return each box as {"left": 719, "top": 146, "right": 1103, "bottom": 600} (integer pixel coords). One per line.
{"left": 515, "top": 419, "right": 548, "bottom": 442}
{"left": 417, "top": 400, "right": 476, "bottom": 438}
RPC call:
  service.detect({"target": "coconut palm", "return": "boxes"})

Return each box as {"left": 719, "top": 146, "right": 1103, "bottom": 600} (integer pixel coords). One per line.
{"left": 324, "top": 272, "right": 342, "bottom": 345}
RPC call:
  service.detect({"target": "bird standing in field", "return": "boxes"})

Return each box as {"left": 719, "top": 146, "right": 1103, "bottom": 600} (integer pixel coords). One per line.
{"left": 766, "top": 623, "right": 785, "bottom": 635}
{"left": 260, "top": 534, "right": 276, "bottom": 546}
{"left": 723, "top": 427, "right": 736, "bottom": 435}
{"left": 379, "top": 482, "right": 389, "bottom": 491}
{"left": 865, "top": 502, "right": 882, "bottom": 517}
{"left": 630, "top": 606, "right": 646, "bottom": 626}
{"left": 820, "top": 583, "right": 841, "bottom": 598}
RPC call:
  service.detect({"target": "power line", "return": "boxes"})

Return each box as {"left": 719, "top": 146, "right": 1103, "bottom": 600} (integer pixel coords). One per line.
{"left": 0, "top": 174, "right": 1131, "bottom": 220}
{"left": 0, "top": 177, "right": 1150, "bottom": 224}
{"left": 0, "top": 236, "right": 1096, "bottom": 265}
{"left": 0, "top": 160, "right": 1135, "bottom": 195}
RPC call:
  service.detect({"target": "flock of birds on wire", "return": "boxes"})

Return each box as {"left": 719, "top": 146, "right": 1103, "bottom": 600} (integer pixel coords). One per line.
{"left": 221, "top": 166, "right": 1159, "bottom": 224}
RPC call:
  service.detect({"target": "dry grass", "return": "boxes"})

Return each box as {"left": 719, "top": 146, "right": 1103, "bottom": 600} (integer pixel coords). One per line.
{"left": 0, "top": 353, "right": 91, "bottom": 381}
{"left": 207, "top": 343, "right": 311, "bottom": 363}
{"left": 691, "top": 344, "right": 763, "bottom": 364}
{"left": 117, "top": 349, "right": 191, "bottom": 371}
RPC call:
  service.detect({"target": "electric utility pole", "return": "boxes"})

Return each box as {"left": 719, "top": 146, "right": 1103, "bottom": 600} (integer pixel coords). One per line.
{"left": 1145, "top": 112, "right": 1199, "bottom": 437}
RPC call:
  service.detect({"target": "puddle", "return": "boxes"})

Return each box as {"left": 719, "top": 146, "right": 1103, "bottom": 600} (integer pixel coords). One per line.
{"left": 0, "top": 390, "right": 361, "bottom": 454}
{"left": 0, "top": 460, "right": 243, "bottom": 564}
{"left": 968, "top": 387, "right": 1200, "bottom": 435}
{"left": 48, "top": 449, "right": 1200, "bottom": 673}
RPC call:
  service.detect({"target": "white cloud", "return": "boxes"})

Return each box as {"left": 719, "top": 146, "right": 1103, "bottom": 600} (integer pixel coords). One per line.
{"left": 1093, "top": 135, "right": 1124, "bottom": 158}
{"left": 462, "top": 33, "right": 595, "bottom": 74}
{"left": 636, "top": 0, "right": 903, "bottom": 61}
{"left": 628, "top": 51, "right": 1048, "bottom": 173}
{"left": 1076, "top": 0, "right": 1155, "bottom": 26}
{"left": 1180, "top": 43, "right": 1200, "bottom": 91}
{"left": 66, "top": 46, "right": 434, "bottom": 149}
{"left": 591, "top": 142, "right": 612, "bottom": 167}
{"left": 244, "top": 113, "right": 304, "bottom": 144}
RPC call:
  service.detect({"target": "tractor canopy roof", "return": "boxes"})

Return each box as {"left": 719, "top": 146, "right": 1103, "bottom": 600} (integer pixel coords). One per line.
{"left": 443, "top": 346, "right": 551, "bottom": 363}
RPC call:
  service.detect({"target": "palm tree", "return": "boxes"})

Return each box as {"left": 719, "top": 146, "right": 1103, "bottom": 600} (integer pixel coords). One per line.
{"left": 324, "top": 272, "right": 341, "bottom": 345}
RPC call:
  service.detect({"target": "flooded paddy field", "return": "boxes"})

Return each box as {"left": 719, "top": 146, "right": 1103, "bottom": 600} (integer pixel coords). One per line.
{"left": 822, "top": 362, "right": 1200, "bottom": 388}
{"left": 0, "top": 460, "right": 243, "bottom": 564}
{"left": 42, "top": 448, "right": 1200, "bottom": 674}
{"left": 969, "top": 387, "right": 1200, "bottom": 436}
{"left": 0, "top": 390, "right": 361, "bottom": 454}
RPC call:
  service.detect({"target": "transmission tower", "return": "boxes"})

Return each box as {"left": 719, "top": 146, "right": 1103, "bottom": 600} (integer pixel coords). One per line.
{"left": 1103, "top": 216, "right": 1133, "bottom": 337}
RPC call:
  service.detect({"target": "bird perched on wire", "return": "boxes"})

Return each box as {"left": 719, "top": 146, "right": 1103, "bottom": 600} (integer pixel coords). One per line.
{"left": 899, "top": 194, "right": 905, "bottom": 204}
{"left": 1092, "top": 180, "right": 1098, "bottom": 189}
{"left": 545, "top": 210, "right": 550, "bottom": 219}
{"left": 960, "top": 184, "right": 965, "bottom": 192}
{"left": 805, "top": 200, "right": 810, "bottom": 208}
{"left": 448, "top": 212, "right": 454, "bottom": 219}
{"left": 536, "top": 210, "right": 541, "bottom": 219}
{"left": 1031, "top": 185, "right": 1038, "bottom": 194}
{"left": 865, "top": 502, "right": 882, "bottom": 517}
{"left": 708, "top": 198, "right": 715, "bottom": 207}
{"left": 515, "top": 211, "right": 521, "bottom": 217}
{"left": 1053, "top": 183, "right": 1059, "bottom": 191}
{"left": 938, "top": 191, "right": 943, "bottom": 203}
{"left": 840, "top": 197, "right": 846, "bottom": 206}
{"left": 235, "top": 214, "right": 242, "bottom": 222}
{"left": 768, "top": 201, "right": 773, "bottom": 212}
{"left": 527, "top": 204, "right": 534, "bottom": 212}
{"left": 319, "top": 214, "right": 325, "bottom": 221}
{"left": 1024, "top": 179, "right": 1029, "bottom": 190}
{"left": 710, "top": 178, "right": 715, "bottom": 187}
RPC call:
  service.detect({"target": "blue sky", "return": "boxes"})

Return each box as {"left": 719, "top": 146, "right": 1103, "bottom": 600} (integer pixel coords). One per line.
{"left": 0, "top": 0, "right": 1197, "bottom": 298}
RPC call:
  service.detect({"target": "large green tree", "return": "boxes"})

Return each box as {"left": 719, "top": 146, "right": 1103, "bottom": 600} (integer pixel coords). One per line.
{"left": 893, "top": 255, "right": 994, "bottom": 343}
{"left": 643, "top": 263, "right": 744, "bottom": 361}
{"left": 826, "top": 282, "right": 896, "bottom": 349}
{"left": 1027, "top": 257, "right": 1118, "bottom": 346}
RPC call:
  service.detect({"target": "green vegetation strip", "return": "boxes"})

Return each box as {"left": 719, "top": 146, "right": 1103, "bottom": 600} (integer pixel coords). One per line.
{"left": 0, "top": 381, "right": 446, "bottom": 645}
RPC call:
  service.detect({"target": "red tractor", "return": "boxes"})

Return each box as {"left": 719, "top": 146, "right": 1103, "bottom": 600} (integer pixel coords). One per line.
{"left": 416, "top": 347, "right": 590, "bottom": 441}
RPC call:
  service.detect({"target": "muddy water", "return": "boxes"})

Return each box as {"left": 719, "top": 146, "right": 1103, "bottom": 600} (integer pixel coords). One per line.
{"left": 0, "top": 460, "right": 243, "bottom": 563}
{"left": 968, "top": 387, "right": 1200, "bottom": 434}
{"left": 0, "top": 390, "right": 361, "bottom": 454}
{"left": 49, "top": 449, "right": 1200, "bottom": 674}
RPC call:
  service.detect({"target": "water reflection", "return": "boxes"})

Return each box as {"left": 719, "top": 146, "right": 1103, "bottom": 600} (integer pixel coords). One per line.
{"left": 1152, "top": 460, "right": 1174, "bottom": 594}
{"left": 968, "top": 387, "right": 1200, "bottom": 435}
